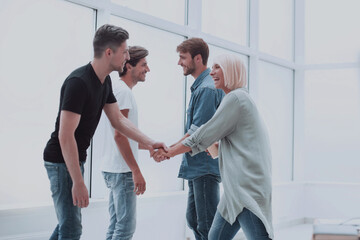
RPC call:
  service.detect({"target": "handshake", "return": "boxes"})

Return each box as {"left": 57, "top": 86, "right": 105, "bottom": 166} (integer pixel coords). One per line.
{"left": 152, "top": 147, "right": 172, "bottom": 162}
{"left": 149, "top": 141, "right": 219, "bottom": 163}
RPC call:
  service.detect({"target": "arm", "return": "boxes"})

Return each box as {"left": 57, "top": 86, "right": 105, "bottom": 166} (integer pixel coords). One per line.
{"left": 58, "top": 110, "right": 89, "bottom": 208}
{"left": 155, "top": 93, "right": 239, "bottom": 161}
{"left": 114, "top": 109, "right": 145, "bottom": 195}
{"left": 153, "top": 142, "right": 191, "bottom": 162}
{"left": 103, "top": 102, "right": 167, "bottom": 154}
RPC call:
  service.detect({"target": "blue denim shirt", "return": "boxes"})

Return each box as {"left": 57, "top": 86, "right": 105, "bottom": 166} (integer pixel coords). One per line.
{"left": 178, "top": 68, "right": 225, "bottom": 180}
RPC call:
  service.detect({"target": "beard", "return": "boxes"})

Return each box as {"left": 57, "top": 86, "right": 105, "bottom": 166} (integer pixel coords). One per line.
{"left": 183, "top": 61, "right": 196, "bottom": 76}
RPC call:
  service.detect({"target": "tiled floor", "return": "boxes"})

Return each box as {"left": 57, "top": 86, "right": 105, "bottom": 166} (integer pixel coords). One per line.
{"left": 275, "top": 224, "right": 313, "bottom": 240}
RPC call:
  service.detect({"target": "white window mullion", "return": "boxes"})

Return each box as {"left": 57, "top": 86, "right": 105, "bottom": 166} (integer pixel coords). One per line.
{"left": 248, "top": 0, "right": 260, "bottom": 101}
{"left": 293, "top": 0, "right": 305, "bottom": 182}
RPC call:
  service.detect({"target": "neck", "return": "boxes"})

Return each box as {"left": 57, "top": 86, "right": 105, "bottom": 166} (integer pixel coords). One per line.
{"left": 121, "top": 75, "right": 135, "bottom": 89}
{"left": 191, "top": 65, "right": 208, "bottom": 79}
{"left": 91, "top": 58, "right": 112, "bottom": 84}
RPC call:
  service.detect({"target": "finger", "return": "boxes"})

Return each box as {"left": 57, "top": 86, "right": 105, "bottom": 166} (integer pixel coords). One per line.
{"left": 84, "top": 197, "right": 89, "bottom": 208}
{"left": 73, "top": 195, "right": 77, "bottom": 206}
{"left": 149, "top": 149, "right": 155, "bottom": 157}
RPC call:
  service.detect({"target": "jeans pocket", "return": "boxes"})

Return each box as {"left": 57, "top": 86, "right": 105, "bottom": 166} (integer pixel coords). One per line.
{"left": 125, "top": 174, "right": 135, "bottom": 193}
{"left": 45, "top": 163, "right": 59, "bottom": 195}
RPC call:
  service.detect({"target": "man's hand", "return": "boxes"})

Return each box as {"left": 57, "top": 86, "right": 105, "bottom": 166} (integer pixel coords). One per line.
{"left": 152, "top": 142, "right": 168, "bottom": 154}
{"left": 72, "top": 181, "right": 89, "bottom": 208}
{"left": 133, "top": 170, "right": 146, "bottom": 195}
{"left": 153, "top": 148, "right": 171, "bottom": 162}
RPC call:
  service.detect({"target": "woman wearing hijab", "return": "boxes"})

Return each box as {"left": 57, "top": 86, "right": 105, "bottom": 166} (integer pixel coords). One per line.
{"left": 154, "top": 54, "right": 273, "bottom": 240}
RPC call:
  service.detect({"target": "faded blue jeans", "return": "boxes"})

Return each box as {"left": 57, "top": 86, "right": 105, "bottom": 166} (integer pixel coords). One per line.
{"left": 44, "top": 161, "right": 84, "bottom": 240}
{"left": 187, "top": 174, "right": 220, "bottom": 240}
{"left": 209, "top": 208, "right": 271, "bottom": 240}
{"left": 102, "top": 171, "right": 136, "bottom": 240}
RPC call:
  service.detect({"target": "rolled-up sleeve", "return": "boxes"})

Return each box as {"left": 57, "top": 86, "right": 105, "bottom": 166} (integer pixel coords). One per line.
{"left": 182, "top": 93, "right": 240, "bottom": 156}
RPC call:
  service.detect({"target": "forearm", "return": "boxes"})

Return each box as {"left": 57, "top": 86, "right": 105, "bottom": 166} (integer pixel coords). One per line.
{"left": 167, "top": 142, "right": 191, "bottom": 158}
{"left": 112, "top": 116, "right": 154, "bottom": 149}
{"left": 59, "top": 135, "right": 84, "bottom": 184}
{"left": 115, "top": 132, "right": 141, "bottom": 173}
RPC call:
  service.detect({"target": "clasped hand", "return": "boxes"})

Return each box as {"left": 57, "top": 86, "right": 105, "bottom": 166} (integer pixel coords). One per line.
{"left": 153, "top": 148, "right": 171, "bottom": 162}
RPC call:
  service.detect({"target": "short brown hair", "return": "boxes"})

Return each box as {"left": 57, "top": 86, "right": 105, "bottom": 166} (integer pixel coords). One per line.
{"left": 176, "top": 38, "right": 209, "bottom": 66}
{"left": 93, "top": 24, "right": 129, "bottom": 58}
{"left": 119, "top": 46, "right": 149, "bottom": 77}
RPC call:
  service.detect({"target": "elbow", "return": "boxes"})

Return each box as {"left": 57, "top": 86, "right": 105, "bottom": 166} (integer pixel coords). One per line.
{"left": 114, "top": 131, "right": 124, "bottom": 142}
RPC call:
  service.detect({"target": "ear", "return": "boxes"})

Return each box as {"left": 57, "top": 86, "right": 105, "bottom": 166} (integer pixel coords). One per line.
{"left": 105, "top": 48, "right": 112, "bottom": 57}
{"left": 125, "top": 62, "right": 132, "bottom": 70}
{"left": 195, "top": 54, "right": 202, "bottom": 64}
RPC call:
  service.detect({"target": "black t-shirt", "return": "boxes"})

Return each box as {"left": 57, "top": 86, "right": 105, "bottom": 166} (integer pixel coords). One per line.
{"left": 44, "top": 63, "right": 117, "bottom": 163}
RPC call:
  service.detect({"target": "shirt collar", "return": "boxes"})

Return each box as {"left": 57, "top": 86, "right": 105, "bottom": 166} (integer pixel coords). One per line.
{"left": 190, "top": 68, "right": 211, "bottom": 92}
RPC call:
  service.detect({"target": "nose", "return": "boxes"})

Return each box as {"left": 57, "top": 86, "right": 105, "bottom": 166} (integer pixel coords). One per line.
{"left": 210, "top": 69, "right": 215, "bottom": 76}
{"left": 126, "top": 51, "right": 130, "bottom": 61}
{"left": 177, "top": 59, "right": 181, "bottom": 66}
{"left": 146, "top": 66, "right": 150, "bottom": 72}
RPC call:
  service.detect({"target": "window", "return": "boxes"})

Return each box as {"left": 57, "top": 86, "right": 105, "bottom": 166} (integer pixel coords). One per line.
{"left": 305, "top": 0, "right": 360, "bottom": 64}
{"left": 0, "top": 0, "right": 94, "bottom": 206}
{"left": 202, "top": 0, "right": 248, "bottom": 46}
{"left": 111, "top": 0, "right": 185, "bottom": 25}
{"left": 259, "top": 0, "right": 294, "bottom": 61}
{"left": 304, "top": 69, "right": 360, "bottom": 182}
{"left": 257, "top": 61, "right": 294, "bottom": 182}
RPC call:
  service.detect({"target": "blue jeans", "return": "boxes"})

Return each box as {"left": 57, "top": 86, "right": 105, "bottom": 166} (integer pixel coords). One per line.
{"left": 103, "top": 172, "right": 136, "bottom": 240}
{"left": 209, "top": 208, "right": 270, "bottom": 240}
{"left": 187, "top": 174, "right": 220, "bottom": 240}
{"left": 44, "top": 161, "right": 84, "bottom": 240}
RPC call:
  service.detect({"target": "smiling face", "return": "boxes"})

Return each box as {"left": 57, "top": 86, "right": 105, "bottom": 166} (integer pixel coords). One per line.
{"left": 177, "top": 52, "right": 196, "bottom": 76}
{"left": 130, "top": 57, "right": 150, "bottom": 83}
{"left": 210, "top": 63, "right": 230, "bottom": 94}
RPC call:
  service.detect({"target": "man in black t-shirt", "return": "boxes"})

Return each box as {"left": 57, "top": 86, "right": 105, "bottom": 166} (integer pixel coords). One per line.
{"left": 43, "top": 24, "right": 167, "bottom": 240}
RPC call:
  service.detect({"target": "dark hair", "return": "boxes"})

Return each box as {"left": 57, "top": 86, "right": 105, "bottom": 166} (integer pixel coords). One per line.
{"left": 119, "top": 46, "right": 149, "bottom": 77}
{"left": 93, "top": 24, "right": 129, "bottom": 58}
{"left": 176, "top": 38, "right": 209, "bottom": 65}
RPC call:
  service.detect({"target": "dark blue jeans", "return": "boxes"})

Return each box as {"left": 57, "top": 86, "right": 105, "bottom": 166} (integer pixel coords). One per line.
{"left": 209, "top": 208, "right": 270, "bottom": 240}
{"left": 44, "top": 161, "right": 84, "bottom": 240}
{"left": 187, "top": 174, "right": 220, "bottom": 240}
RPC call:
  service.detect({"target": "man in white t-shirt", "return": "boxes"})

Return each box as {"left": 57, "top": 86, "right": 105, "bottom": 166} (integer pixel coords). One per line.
{"left": 101, "top": 46, "right": 150, "bottom": 240}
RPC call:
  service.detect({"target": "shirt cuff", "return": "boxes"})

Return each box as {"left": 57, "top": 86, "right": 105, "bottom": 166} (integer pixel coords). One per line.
{"left": 187, "top": 124, "right": 199, "bottom": 135}
{"left": 182, "top": 136, "right": 203, "bottom": 156}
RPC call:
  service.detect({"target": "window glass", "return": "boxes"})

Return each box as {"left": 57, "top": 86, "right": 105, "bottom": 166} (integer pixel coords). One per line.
{"left": 111, "top": 0, "right": 185, "bottom": 25}
{"left": 304, "top": 69, "right": 360, "bottom": 182}
{"left": 0, "top": 0, "right": 94, "bottom": 206}
{"left": 202, "top": 0, "right": 248, "bottom": 46}
{"left": 257, "top": 61, "right": 294, "bottom": 182}
{"left": 305, "top": 0, "right": 360, "bottom": 64}
{"left": 259, "top": 0, "right": 294, "bottom": 61}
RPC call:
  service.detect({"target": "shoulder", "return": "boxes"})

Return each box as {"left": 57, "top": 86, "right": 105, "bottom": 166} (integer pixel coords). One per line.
{"left": 67, "top": 64, "right": 90, "bottom": 80}
{"left": 113, "top": 81, "right": 133, "bottom": 99}
{"left": 199, "top": 74, "right": 216, "bottom": 90}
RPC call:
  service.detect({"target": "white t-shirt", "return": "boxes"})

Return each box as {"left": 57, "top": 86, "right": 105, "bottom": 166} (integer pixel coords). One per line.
{"left": 101, "top": 80, "right": 138, "bottom": 173}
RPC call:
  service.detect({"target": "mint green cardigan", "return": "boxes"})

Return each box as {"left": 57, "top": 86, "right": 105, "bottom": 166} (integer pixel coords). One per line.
{"left": 183, "top": 88, "right": 273, "bottom": 239}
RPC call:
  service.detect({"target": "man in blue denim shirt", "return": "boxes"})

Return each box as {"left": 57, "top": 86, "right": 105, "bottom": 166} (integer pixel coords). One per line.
{"left": 175, "top": 38, "right": 225, "bottom": 240}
